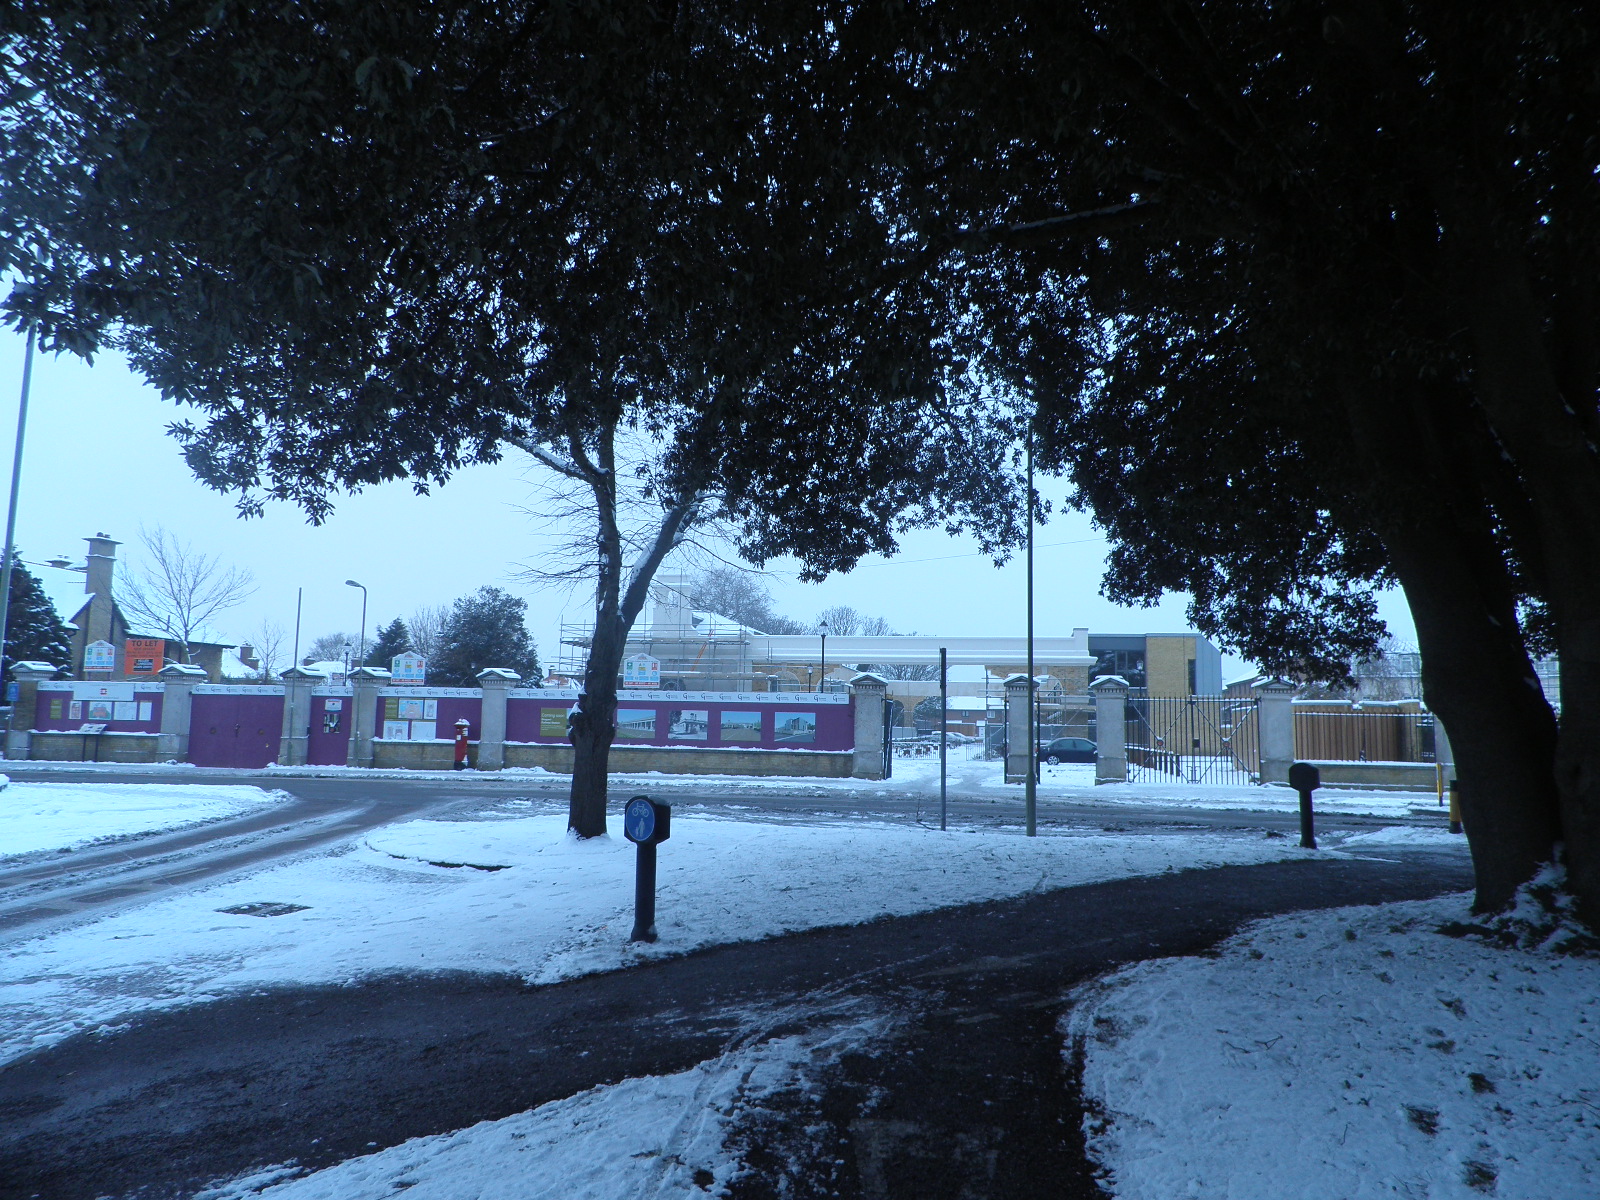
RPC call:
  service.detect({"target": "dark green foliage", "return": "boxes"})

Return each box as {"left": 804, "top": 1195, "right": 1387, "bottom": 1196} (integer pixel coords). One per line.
{"left": 430, "top": 588, "right": 541, "bottom": 688}
{"left": 366, "top": 617, "right": 410, "bottom": 671}
{"left": 2, "top": 559, "right": 72, "bottom": 680}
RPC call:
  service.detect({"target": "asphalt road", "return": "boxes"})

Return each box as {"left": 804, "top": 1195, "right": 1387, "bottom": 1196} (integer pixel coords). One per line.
{"left": 0, "top": 850, "right": 1474, "bottom": 1200}
{"left": 0, "top": 763, "right": 1455, "bottom": 942}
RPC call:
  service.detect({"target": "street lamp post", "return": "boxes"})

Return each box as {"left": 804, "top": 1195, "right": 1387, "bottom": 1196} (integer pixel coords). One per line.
{"left": 0, "top": 325, "right": 37, "bottom": 683}
{"left": 345, "top": 579, "right": 367, "bottom": 668}
{"left": 818, "top": 621, "right": 830, "bottom": 693}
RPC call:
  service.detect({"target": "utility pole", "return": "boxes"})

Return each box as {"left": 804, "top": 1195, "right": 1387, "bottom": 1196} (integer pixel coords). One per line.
{"left": 0, "top": 325, "right": 37, "bottom": 685}
{"left": 940, "top": 645, "right": 948, "bottom": 831}
{"left": 1025, "top": 432, "right": 1037, "bottom": 837}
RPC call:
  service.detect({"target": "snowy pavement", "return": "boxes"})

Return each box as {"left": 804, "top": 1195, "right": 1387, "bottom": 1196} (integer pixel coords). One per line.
{"left": 196, "top": 1000, "right": 896, "bottom": 1200}
{"left": 0, "top": 809, "right": 1322, "bottom": 1067}
{"left": 0, "top": 776, "right": 287, "bottom": 859}
{"left": 1064, "top": 864, "right": 1599, "bottom": 1200}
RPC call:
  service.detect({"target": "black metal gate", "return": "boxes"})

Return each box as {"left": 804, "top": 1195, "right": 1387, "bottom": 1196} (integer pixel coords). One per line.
{"left": 882, "top": 698, "right": 902, "bottom": 778}
{"left": 1126, "top": 696, "right": 1260, "bottom": 785}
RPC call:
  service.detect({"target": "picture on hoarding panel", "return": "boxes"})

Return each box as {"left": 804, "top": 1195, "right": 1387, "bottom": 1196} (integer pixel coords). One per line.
{"left": 86, "top": 700, "right": 114, "bottom": 721}
{"left": 382, "top": 720, "right": 409, "bottom": 741}
{"left": 616, "top": 709, "right": 657, "bottom": 739}
{"left": 540, "top": 708, "right": 569, "bottom": 738}
{"left": 668, "top": 709, "right": 709, "bottom": 740}
{"left": 397, "top": 697, "right": 427, "bottom": 720}
{"left": 774, "top": 711, "right": 817, "bottom": 744}
{"left": 719, "top": 710, "right": 762, "bottom": 743}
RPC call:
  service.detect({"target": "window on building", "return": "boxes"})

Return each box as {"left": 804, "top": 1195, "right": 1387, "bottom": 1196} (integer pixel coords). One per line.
{"left": 1093, "top": 649, "right": 1146, "bottom": 689}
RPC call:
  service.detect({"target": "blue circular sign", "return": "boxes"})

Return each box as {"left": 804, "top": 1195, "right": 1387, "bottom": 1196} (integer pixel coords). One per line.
{"left": 624, "top": 797, "right": 656, "bottom": 843}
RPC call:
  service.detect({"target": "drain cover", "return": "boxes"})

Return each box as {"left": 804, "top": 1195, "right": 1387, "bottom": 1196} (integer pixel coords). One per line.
{"left": 217, "top": 902, "right": 309, "bottom": 917}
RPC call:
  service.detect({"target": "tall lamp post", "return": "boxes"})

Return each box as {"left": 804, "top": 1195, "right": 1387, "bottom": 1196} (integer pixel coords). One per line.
{"left": 0, "top": 325, "right": 37, "bottom": 682}
{"left": 818, "top": 621, "right": 830, "bottom": 693}
{"left": 1025, "top": 431, "right": 1037, "bottom": 837}
{"left": 345, "top": 579, "right": 368, "bottom": 668}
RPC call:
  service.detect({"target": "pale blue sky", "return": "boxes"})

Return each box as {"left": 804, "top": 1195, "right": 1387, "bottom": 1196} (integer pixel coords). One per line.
{"left": 0, "top": 328, "right": 1416, "bottom": 680}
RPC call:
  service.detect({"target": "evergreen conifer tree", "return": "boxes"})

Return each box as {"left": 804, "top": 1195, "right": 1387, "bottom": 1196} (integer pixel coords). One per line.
{"left": 431, "top": 588, "right": 542, "bottom": 688}
{"left": 2, "top": 558, "right": 72, "bottom": 681}
{"left": 366, "top": 617, "right": 411, "bottom": 672}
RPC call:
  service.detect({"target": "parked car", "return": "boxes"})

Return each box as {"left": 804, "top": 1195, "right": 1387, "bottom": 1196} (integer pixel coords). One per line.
{"left": 1038, "top": 736, "right": 1096, "bottom": 764}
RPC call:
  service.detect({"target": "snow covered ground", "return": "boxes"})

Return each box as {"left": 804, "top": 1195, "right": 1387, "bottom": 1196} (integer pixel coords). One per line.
{"left": 0, "top": 777, "right": 286, "bottom": 858}
{"left": 1063, "top": 874, "right": 1599, "bottom": 1200}
{"left": 0, "top": 810, "right": 1315, "bottom": 1066}
{"left": 196, "top": 999, "right": 894, "bottom": 1200}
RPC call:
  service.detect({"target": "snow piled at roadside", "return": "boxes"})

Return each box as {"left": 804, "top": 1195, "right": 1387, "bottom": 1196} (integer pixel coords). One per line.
{"left": 0, "top": 813, "right": 1310, "bottom": 1065}
{"left": 1063, "top": 893, "right": 1600, "bottom": 1200}
{"left": 0, "top": 782, "right": 284, "bottom": 857}
{"left": 195, "top": 1001, "right": 894, "bottom": 1200}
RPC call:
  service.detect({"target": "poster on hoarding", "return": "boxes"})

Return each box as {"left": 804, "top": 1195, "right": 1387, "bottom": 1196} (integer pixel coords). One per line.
{"left": 622, "top": 654, "right": 660, "bottom": 689}
{"left": 668, "top": 709, "right": 709, "bottom": 740}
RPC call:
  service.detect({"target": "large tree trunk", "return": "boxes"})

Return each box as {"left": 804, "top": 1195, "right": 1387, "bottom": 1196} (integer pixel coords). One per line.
{"left": 1337, "top": 374, "right": 1563, "bottom": 912}
{"left": 567, "top": 615, "right": 625, "bottom": 839}
{"left": 1382, "top": 524, "right": 1562, "bottom": 911}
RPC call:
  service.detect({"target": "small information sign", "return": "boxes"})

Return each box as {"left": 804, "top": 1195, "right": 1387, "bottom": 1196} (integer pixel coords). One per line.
{"left": 623, "top": 653, "right": 661, "bottom": 689}
{"left": 84, "top": 640, "right": 117, "bottom": 673}
{"left": 391, "top": 652, "right": 427, "bottom": 685}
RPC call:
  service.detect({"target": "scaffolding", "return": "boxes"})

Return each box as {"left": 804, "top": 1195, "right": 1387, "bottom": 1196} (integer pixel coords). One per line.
{"left": 556, "top": 615, "right": 762, "bottom": 691}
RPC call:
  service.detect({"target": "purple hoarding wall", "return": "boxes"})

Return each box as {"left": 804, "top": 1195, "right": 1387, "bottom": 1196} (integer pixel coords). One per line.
{"left": 189, "top": 690, "right": 284, "bottom": 768}
{"left": 307, "top": 692, "right": 352, "bottom": 765}
{"left": 373, "top": 689, "right": 483, "bottom": 743}
{"left": 503, "top": 690, "right": 854, "bottom": 751}
{"left": 34, "top": 683, "right": 163, "bottom": 733}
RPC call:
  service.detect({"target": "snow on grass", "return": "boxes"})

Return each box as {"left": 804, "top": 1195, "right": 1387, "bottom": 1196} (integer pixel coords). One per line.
{"left": 1063, "top": 891, "right": 1600, "bottom": 1200}
{"left": 195, "top": 1000, "right": 894, "bottom": 1200}
{"left": 0, "top": 780, "right": 286, "bottom": 858}
{"left": 0, "top": 813, "right": 1312, "bottom": 1065}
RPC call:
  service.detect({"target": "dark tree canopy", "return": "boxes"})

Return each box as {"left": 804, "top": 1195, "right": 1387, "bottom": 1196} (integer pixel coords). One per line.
{"left": 366, "top": 618, "right": 410, "bottom": 671}
{"left": 2, "top": 559, "right": 73, "bottom": 680}
{"left": 430, "top": 587, "right": 541, "bottom": 688}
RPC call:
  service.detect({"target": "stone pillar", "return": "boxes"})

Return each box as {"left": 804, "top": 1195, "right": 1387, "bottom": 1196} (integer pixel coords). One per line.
{"left": 1090, "top": 674, "right": 1129, "bottom": 784}
{"left": 346, "top": 667, "right": 392, "bottom": 768}
{"left": 1003, "top": 673, "right": 1031, "bottom": 784}
{"left": 278, "top": 666, "right": 325, "bottom": 766}
{"left": 1255, "top": 676, "right": 1297, "bottom": 785}
{"left": 850, "top": 673, "right": 888, "bottom": 780}
{"left": 4, "top": 661, "right": 59, "bottom": 760}
{"left": 157, "top": 663, "right": 207, "bottom": 761}
{"left": 475, "top": 668, "right": 520, "bottom": 770}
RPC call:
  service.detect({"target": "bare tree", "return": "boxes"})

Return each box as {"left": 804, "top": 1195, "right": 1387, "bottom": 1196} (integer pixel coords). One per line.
{"left": 814, "top": 604, "right": 863, "bottom": 636}
{"left": 407, "top": 604, "right": 449, "bottom": 659}
{"left": 118, "top": 527, "right": 255, "bottom": 663}
{"left": 250, "top": 619, "right": 287, "bottom": 680}
{"left": 305, "top": 631, "right": 356, "bottom": 664}
{"left": 687, "top": 566, "right": 806, "bottom": 633}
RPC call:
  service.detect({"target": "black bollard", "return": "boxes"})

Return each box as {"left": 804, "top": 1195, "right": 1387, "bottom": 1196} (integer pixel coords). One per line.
{"left": 1288, "top": 761, "right": 1320, "bottom": 850}
{"left": 623, "top": 795, "right": 671, "bottom": 943}
{"left": 631, "top": 841, "right": 658, "bottom": 943}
